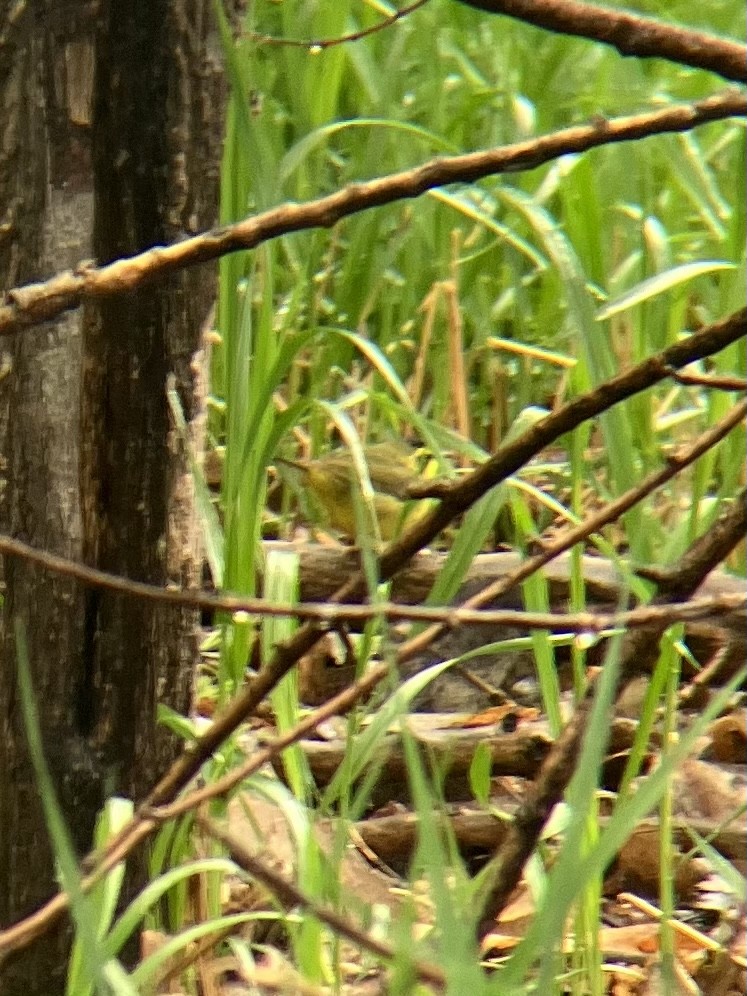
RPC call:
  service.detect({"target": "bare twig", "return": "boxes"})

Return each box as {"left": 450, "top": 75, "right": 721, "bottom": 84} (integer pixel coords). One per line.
{"left": 355, "top": 807, "right": 747, "bottom": 868}
{"left": 1, "top": 91, "right": 743, "bottom": 338}
{"left": 663, "top": 366, "right": 747, "bottom": 392}
{"left": 454, "top": 0, "right": 746, "bottom": 83}
{"left": 1, "top": 315, "right": 743, "bottom": 623}
{"left": 0, "top": 662, "right": 391, "bottom": 959}
{"left": 246, "top": 0, "right": 432, "bottom": 50}
{"left": 143, "top": 661, "right": 391, "bottom": 822}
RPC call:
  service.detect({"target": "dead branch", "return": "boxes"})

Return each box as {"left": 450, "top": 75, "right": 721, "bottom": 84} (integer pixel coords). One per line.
{"left": 0, "top": 91, "right": 743, "bottom": 338}
{"left": 247, "top": 0, "right": 431, "bottom": 50}
{"left": 0, "top": 661, "right": 391, "bottom": 959}
{"left": 663, "top": 367, "right": 747, "bottom": 392}
{"left": 1, "top": 316, "right": 743, "bottom": 622}
{"left": 0, "top": 524, "right": 744, "bottom": 630}
{"left": 354, "top": 806, "right": 746, "bottom": 870}
{"left": 454, "top": 0, "right": 746, "bottom": 82}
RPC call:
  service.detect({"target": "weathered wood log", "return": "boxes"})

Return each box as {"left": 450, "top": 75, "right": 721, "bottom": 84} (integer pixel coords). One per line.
{"left": 263, "top": 542, "right": 746, "bottom": 627}
{"left": 277, "top": 714, "right": 643, "bottom": 806}
{"left": 351, "top": 806, "right": 746, "bottom": 874}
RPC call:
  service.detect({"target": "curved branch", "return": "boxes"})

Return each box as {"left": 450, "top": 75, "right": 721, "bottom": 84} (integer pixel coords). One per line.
{"left": 198, "top": 814, "right": 447, "bottom": 987}
{"left": 1, "top": 90, "right": 744, "bottom": 337}
{"left": 454, "top": 0, "right": 746, "bottom": 83}
{"left": 246, "top": 0, "right": 432, "bottom": 50}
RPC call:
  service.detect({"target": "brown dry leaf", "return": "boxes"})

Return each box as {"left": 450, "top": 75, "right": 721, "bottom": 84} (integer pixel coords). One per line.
{"left": 480, "top": 929, "right": 522, "bottom": 956}
{"left": 704, "top": 711, "right": 747, "bottom": 764}
{"left": 495, "top": 885, "right": 536, "bottom": 935}
{"left": 614, "top": 893, "right": 747, "bottom": 996}
{"left": 480, "top": 881, "right": 537, "bottom": 957}
{"left": 599, "top": 922, "right": 661, "bottom": 959}
{"left": 688, "top": 948, "right": 744, "bottom": 996}
{"left": 606, "top": 964, "right": 647, "bottom": 996}
{"left": 481, "top": 884, "right": 537, "bottom": 955}
{"left": 461, "top": 704, "right": 540, "bottom": 729}
{"left": 605, "top": 826, "right": 707, "bottom": 899}
{"left": 599, "top": 921, "right": 710, "bottom": 960}
{"left": 637, "top": 962, "right": 693, "bottom": 996}
{"left": 601, "top": 919, "right": 741, "bottom": 996}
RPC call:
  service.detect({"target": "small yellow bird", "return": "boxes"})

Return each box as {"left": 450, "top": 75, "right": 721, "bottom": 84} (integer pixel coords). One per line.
{"left": 275, "top": 441, "right": 435, "bottom": 541}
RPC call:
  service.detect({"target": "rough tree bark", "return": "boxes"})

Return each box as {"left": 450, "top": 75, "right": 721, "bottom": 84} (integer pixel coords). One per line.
{"left": 0, "top": 2, "right": 226, "bottom": 991}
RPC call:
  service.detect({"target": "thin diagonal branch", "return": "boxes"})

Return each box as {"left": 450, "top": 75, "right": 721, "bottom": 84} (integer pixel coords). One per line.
{"left": 454, "top": 0, "right": 746, "bottom": 83}
{"left": 247, "top": 0, "right": 431, "bottom": 50}
{"left": 1, "top": 91, "right": 743, "bottom": 338}
{"left": 0, "top": 662, "right": 392, "bottom": 959}
{"left": 0, "top": 313, "right": 743, "bottom": 627}
{"left": 1, "top": 533, "right": 744, "bottom": 630}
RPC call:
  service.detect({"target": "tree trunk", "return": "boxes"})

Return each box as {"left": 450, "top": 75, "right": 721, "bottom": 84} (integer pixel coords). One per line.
{"left": 0, "top": 2, "right": 225, "bottom": 991}
{"left": 81, "top": 0, "right": 221, "bottom": 806}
